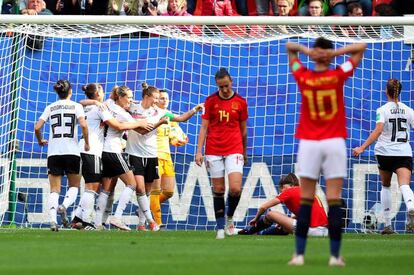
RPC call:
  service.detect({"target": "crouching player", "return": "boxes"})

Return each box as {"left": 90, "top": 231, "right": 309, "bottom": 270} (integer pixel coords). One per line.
{"left": 240, "top": 173, "right": 328, "bottom": 237}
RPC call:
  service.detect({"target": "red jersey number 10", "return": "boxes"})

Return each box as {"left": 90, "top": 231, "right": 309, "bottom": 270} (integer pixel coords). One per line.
{"left": 219, "top": 110, "right": 230, "bottom": 122}
{"left": 303, "top": 89, "right": 338, "bottom": 120}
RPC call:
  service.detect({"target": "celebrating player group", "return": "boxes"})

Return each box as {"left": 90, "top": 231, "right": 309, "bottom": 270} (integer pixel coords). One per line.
{"left": 35, "top": 80, "right": 203, "bottom": 232}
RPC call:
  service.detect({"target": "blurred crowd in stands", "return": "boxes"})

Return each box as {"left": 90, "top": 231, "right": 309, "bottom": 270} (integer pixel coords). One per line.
{"left": 1, "top": 0, "right": 414, "bottom": 17}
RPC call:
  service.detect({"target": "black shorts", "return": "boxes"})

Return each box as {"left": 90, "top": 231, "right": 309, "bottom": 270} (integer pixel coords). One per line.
{"left": 81, "top": 153, "right": 102, "bottom": 183}
{"left": 47, "top": 155, "right": 81, "bottom": 176}
{"left": 102, "top": 152, "right": 132, "bottom": 178}
{"left": 129, "top": 155, "right": 159, "bottom": 183}
{"left": 376, "top": 155, "right": 413, "bottom": 173}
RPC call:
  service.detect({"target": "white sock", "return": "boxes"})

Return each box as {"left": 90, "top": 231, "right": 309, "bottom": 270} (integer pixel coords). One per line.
{"left": 48, "top": 192, "right": 59, "bottom": 224}
{"left": 102, "top": 192, "right": 114, "bottom": 224}
{"left": 62, "top": 187, "right": 79, "bottom": 209}
{"left": 381, "top": 186, "right": 392, "bottom": 227}
{"left": 114, "top": 186, "right": 134, "bottom": 218}
{"left": 137, "top": 193, "right": 153, "bottom": 223}
{"left": 137, "top": 207, "right": 146, "bottom": 225}
{"left": 79, "top": 190, "right": 96, "bottom": 223}
{"left": 95, "top": 191, "right": 109, "bottom": 226}
{"left": 400, "top": 184, "right": 414, "bottom": 211}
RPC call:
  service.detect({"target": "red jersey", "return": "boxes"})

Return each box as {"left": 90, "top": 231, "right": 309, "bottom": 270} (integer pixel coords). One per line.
{"left": 276, "top": 186, "right": 328, "bottom": 227}
{"left": 202, "top": 92, "right": 248, "bottom": 156}
{"left": 290, "top": 57, "right": 356, "bottom": 140}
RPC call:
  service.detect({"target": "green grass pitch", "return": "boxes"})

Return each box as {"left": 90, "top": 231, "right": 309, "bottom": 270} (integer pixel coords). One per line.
{"left": 0, "top": 229, "right": 413, "bottom": 275}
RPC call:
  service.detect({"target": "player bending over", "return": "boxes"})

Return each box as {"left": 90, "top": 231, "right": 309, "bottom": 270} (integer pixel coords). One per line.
{"left": 239, "top": 173, "right": 328, "bottom": 236}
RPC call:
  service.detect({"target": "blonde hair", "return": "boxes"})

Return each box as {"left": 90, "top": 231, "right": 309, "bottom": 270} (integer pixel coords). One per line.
{"left": 278, "top": 0, "right": 294, "bottom": 7}
{"left": 110, "top": 85, "right": 132, "bottom": 101}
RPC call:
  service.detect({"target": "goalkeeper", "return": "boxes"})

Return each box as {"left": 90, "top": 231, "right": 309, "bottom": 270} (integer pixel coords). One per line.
{"left": 149, "top": 89, "right": 204, "bottom": 227}
{"left": 238, "top": 173, "right": 328, "bottom": 236}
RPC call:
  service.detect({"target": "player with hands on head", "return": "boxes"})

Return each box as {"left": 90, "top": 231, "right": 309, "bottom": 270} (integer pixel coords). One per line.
{"left": 196, "top": 68, "right": 248, "bottom": 239}
{"left": 352, "top": 79, "right": 414, "bottom": 234}
{"left": 286, "top": 37, "right": 366, "bottom": 266}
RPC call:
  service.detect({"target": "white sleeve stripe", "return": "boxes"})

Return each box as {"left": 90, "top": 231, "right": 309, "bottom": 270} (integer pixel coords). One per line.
{"left": 340, "top": 61, "right": 353, "bottom": 73}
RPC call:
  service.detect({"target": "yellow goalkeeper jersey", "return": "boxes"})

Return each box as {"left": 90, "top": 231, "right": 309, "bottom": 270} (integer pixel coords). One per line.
{"left": 157, "top": 119, "right": 178, "bottom": 161}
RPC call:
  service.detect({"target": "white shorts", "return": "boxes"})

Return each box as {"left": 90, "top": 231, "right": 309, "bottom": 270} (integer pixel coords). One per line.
{"left": 205, "top": 154, "right": 244, "bottom": 178}
{"left": 292, "top": 220, "right": 328, "bottom": 237}
{"left": 297, "top": 138, "right": 347, "bottom": 180}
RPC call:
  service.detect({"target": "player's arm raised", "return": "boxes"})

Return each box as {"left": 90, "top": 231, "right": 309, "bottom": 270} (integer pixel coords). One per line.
{"left": 107, "top": 118, "right": 152, "bottom": 132}
{"left": 79, "top": 98, "right": 102, "bottom": 107}
{"left": 135, "top": 116, "right": 168, "bottom": 135}
{"left": 285, "top": 42, "right": 311, "bottom": 63}
{"left": 331, "top": 42, "right": 367, "bottom": 66}
{"left": 172, "top": 103, "right": 204, "bottom": 122}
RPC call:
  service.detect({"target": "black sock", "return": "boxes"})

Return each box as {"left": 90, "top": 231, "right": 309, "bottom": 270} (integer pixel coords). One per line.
{"left": 227, "top": 193, "right": 241, "bottom": 218}
{"left": 213, "top": 192, "right": 225, "bottom": 229}
{"left": 295, "top": 198, "right": 313, "bottom": 255}
{"left": 328, "top": 200, "right": 343, "bottom": 258}
{"left": 248, "top": 216, "right": 271, "bottom": 234}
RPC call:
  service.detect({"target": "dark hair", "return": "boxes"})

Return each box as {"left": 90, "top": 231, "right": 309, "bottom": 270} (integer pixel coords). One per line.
{"left": 375, "top": 4, "right": 397, "bottom": 16}
{"left": 141, "top": 82, "right": 159, "bottom": 98}
{"left": 53, "top": 80, "right": 71, "bottom": 99}
{"left": 347, "top": 2, "right": 362, "bottom": 14}
{"left": 215, "top": 68, "right": 232, "bottom": 81}
{"left": 82, "top": 83, "right": 102, "bottom": 99}
{"left": 313, "top": 37, "right": 333, "bottom": 49}
{"left": 110, "top": 85, "right": 131, "bottom": 101}
{"left": 386, "top": 79, "right": 402, "bottom": 104}
{"left": 279, "top": 173, "right": 299, "bottom": 188}
{"left": 159, "top": 89, "right": 168, "bottom": 95}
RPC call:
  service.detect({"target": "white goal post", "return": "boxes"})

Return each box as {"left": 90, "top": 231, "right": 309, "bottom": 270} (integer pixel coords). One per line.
{"left": 1, "top": 15, "right": 414, "bottom": 232}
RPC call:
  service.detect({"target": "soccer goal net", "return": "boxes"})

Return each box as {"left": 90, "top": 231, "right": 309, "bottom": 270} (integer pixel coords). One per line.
{"left": 0, "top": 15, "right": 414, "bottom": 232}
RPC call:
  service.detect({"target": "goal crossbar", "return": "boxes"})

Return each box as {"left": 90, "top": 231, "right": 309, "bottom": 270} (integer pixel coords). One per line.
{"left": 1, "top": 15, "right": 414, "bottom": 26}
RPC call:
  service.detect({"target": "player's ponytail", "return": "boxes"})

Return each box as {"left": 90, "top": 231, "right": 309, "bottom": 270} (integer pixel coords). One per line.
{"left": 386, "top": 78, "right": 402, "bottom": 106}
{"left": 141, "top": 82, "right": 159, "bottom": 98}
{"left": 111, "top": 85, "right": 131, "bottom": 102}
{"left": 110, "top": 85, "right": 119, "bottom": 101}
{"left": 54, "top": 79, "right": 71, "bottom": 99}
{"left": 82, "top": 83, "right": 102, "bottom": 99}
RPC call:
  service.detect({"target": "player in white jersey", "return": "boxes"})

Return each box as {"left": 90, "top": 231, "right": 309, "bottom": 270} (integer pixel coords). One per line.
{"left": 92, "top": 85, "right": 164, "bottom": 231}
{"left": 71, "top": 83, "right": 150, "bottom": 229}
{"left": 113, "top": 84, "right": 172, "bottom": 230}
{"left": 34, "top": 80, "right": 89, "bottom": 231}
{"left": 353, "top": 79, "right": 414, "bottom": 234}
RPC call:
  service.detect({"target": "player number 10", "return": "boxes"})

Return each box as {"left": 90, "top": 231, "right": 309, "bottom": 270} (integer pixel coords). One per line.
{"left": 219, "top": 110, "right": 230, "bottom": 122}
{"left": 303, "top": 89, "right": 338, "bottom": 120}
